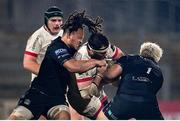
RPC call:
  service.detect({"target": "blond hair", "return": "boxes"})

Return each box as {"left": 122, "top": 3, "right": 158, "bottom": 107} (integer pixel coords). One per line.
{"left": 140, "top": 42, "right": 163, "bottom": 62}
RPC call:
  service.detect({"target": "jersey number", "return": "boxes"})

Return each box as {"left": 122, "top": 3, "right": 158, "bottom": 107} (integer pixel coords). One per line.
{"left": 146, "top": 67, "right": 152, "bottom": 74}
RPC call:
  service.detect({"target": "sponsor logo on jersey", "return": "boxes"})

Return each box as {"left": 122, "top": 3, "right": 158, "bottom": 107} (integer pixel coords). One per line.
{"left": 55, "top": 48, "right": 67, "bottom": 55}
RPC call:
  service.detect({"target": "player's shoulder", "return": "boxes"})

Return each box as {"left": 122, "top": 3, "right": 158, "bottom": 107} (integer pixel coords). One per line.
{"left": 118, "top": 54, "right": 135, "bottom": 61}
{"left": 126, "top": 54, "right": 140, "bottom": 60}
{"left": 47, "top": 38, "right": 69, "bottom": 55}
{"left": 29, "top": 26, "right": 45, "bottom": 39}
{"left": 33, "top": 26, "right": 44, "bottom": 34}
{"left": 49, "top": 37, "right": 62, "bottom": 48}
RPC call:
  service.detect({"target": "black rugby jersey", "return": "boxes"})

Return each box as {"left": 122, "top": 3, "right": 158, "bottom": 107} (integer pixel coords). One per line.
{"left": 116, "top": 55, "right": 164, "bottom": 100}
{"left": 31, "top": 36, "right": 76, "bottom": 96}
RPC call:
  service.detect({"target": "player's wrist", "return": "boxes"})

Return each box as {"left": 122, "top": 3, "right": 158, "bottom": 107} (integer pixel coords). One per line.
{"left": 92, "top": 81, "right": 98, "bottom": 87}
{"left": 96, "top": 73, "right": 103, "bottom": 79}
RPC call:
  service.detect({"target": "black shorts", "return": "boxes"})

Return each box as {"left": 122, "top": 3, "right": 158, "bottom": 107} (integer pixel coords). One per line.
{"left": 17, "top": 88, "right": 68, "bottom": 119}
{"left": 103, "top": 94, "right": 164, "bottom": 120}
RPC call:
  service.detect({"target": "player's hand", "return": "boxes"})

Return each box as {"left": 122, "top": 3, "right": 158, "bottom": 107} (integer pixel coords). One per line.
{"left": 106, "top": 59, "right": 116, "bottom": 68}
{"left": 95, "top": 60, "right": 107, "bottom": 67}
{"left": 97, "top": 64, "right": 108, "bottom": 75}
{"left": 88, "top": 82, "right": 100, "bottom": 97}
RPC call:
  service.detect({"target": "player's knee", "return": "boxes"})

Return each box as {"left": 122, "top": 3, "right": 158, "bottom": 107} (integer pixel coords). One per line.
{"left": 8, "top": 106, "right": 33, "bottom": 120}
{"left": 56, "top": 111, "right": 70, "bottom": 120}
{"left": 47, "top": 105, "right": 70, "bottom": 120}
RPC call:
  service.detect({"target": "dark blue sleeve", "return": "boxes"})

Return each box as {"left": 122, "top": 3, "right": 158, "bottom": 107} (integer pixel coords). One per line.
{"left": 51, "top": 47, "right": 72, "bottom": 66}
{"left": 116, "top": 55, "right": 128, "bottom": 68}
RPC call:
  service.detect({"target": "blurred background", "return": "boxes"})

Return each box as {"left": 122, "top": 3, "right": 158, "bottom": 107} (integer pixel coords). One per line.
{"left": 0, "top": 0, "right": 180, "bottom": 119}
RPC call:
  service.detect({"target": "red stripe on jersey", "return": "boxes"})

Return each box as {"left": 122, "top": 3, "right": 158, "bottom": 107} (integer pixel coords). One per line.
{"left": 94, "top": 96, "right": 108, "bottom": 117}
{"left": 94, "top": 102, "right": 104, "bottom": 117}
{"left": 112, "top": 47, "right": 122, "bottom": 59}
{"left": 101, "top": 96, "right": 108, "bottom": 105}
{"left": 24, "top": 51, "right": 38, "bottom": 57}
{"left": 77, "top": 77, "right": 94, "bottom": 83}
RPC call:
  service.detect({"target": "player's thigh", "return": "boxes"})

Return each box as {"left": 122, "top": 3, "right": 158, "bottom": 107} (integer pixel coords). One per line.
{"left": 8, "top": 88, "right": 46, "bottom": 120}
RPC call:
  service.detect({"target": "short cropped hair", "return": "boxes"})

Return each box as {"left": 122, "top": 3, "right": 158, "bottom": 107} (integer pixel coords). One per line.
{"left": 140, "top": 42, "right": 163, "bottom": 62}
{"left": 87, "top": 33, "right": 109, "bottom": 53}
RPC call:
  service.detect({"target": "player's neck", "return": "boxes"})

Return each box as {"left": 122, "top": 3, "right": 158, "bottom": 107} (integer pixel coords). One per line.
{"left": 61, "top": 34, "right": 71, "bottom": 48}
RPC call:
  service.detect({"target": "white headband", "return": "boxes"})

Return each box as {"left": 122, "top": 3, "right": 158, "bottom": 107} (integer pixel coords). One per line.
{"left": 87, "top": 43, "right": 110, "bottom": 53}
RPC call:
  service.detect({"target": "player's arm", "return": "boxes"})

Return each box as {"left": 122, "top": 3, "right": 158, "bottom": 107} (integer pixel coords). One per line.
{"left": 63, "top": 58, "right": 107, "bottom": 73}
{"left": 24, "top": 32, "right": 42, "bottom": 75}
{"left": 87, "top": 75, "right": 103, "bottom": 97}
{"left": 103, "top": 64, "right": 122, "bottom": 81}
{"left": 67, "top": 73, "right": 90, "bottom": 113}
{"left": 23, "top": 54, "right": 40, "bottom": 75}
{"left": 67, "top": 73, "right": 102, "bottom": 120}
{"left": 88, "top": 65, "right": 107, "bottom": 97}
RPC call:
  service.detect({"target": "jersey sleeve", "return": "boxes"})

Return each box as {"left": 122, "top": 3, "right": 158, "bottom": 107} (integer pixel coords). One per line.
{"left": 25, "top": 34, "right": 42, "bottom": 57}
{"left": 106, "top": 45, "right": 123, "bottom": 60}
{"left": 51, "top": 47, "right": 72, "bottom": 66}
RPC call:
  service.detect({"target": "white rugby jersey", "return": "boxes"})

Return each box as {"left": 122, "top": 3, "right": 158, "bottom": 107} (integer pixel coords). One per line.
{"left": 75, "top": 42, "right": 123, "bottom": 89}
{"left": 25, "top": 26, "right": 63, "bottom": 81}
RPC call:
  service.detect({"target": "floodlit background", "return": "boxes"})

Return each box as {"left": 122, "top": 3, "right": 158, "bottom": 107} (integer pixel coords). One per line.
{"left": 0, "top": 0, "right": 180, "bottom": 119}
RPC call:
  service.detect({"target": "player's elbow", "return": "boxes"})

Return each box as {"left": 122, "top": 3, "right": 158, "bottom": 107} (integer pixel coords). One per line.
{"left": 105, "top": 74, "right": 116, "bottom": 80}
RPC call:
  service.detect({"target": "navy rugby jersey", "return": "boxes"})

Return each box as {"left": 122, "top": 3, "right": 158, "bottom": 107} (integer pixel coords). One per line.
{"left": 31, "top": 36, "right": 76, "bottom": 96}
{"left": 116, "top": 55, "right": 164, "bottom": 101}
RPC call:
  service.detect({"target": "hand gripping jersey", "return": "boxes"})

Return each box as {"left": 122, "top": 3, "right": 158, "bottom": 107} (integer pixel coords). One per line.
{"left": 24, "top": 26, "right": 63, "bottom": 81}
{"left": 75, "top": 43, "right": 123, "bottom": 103}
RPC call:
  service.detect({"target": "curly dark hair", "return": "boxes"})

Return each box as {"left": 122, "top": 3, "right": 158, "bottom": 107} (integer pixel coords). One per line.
{"left": 62, "top": 10, "right": 103, "bottom": 34}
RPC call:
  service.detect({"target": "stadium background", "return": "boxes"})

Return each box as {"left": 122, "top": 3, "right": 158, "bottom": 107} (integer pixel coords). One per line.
{"left": 0, "top": 0, "right": 180, "bottom": 119}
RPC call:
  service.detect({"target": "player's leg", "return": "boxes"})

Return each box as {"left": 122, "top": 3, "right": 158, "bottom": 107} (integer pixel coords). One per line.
{"left": 8, "top": 106, "right": 33, "bottom": 120}
{"left": 38, "top": 115, "right": 47, "bottom": 120}
{"left": 136, "top": 102, "right": 164, "bottom": 120}
{"left": 96, "top": 110, "right": 108, "bottom": 120}
{"left": 47, "top": 105, "right": 70, "bottom": 120}
{"left": 102, "top": 95, "right": 135, "bottom": 120}
{"left": 69, "top": 105, "right": 84, "bottom": 120}
{"left": 8, "top": 88, "right": 47, "bottom": 120}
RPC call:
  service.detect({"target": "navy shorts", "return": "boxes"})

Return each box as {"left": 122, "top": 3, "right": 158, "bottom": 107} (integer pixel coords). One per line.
{"left": 103, "top": 94, "right": 164, "bottom": 120}
{"left": 17, "top": 88, "right": 68, "bottom": 119}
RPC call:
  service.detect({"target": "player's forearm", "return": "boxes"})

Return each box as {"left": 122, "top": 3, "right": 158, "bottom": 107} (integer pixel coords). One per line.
{"left": 76, "top": 59, "right": 99, "bottom": 73}
{"left": 66, "top": 59, "right": 100, "bottom": 73}
{"left": 67, "top": 73, "right": 90, "bottom": 113}
{"left": 23, "top": 61, "right": 40, "bottom": 75}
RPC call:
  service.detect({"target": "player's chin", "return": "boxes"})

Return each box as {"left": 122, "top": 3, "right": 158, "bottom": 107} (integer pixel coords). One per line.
{"left": 74, "top": 44, "right": 81, "bottom": 50}
{"left": 52, "top": 28, "right": 60, "bottom": 34}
